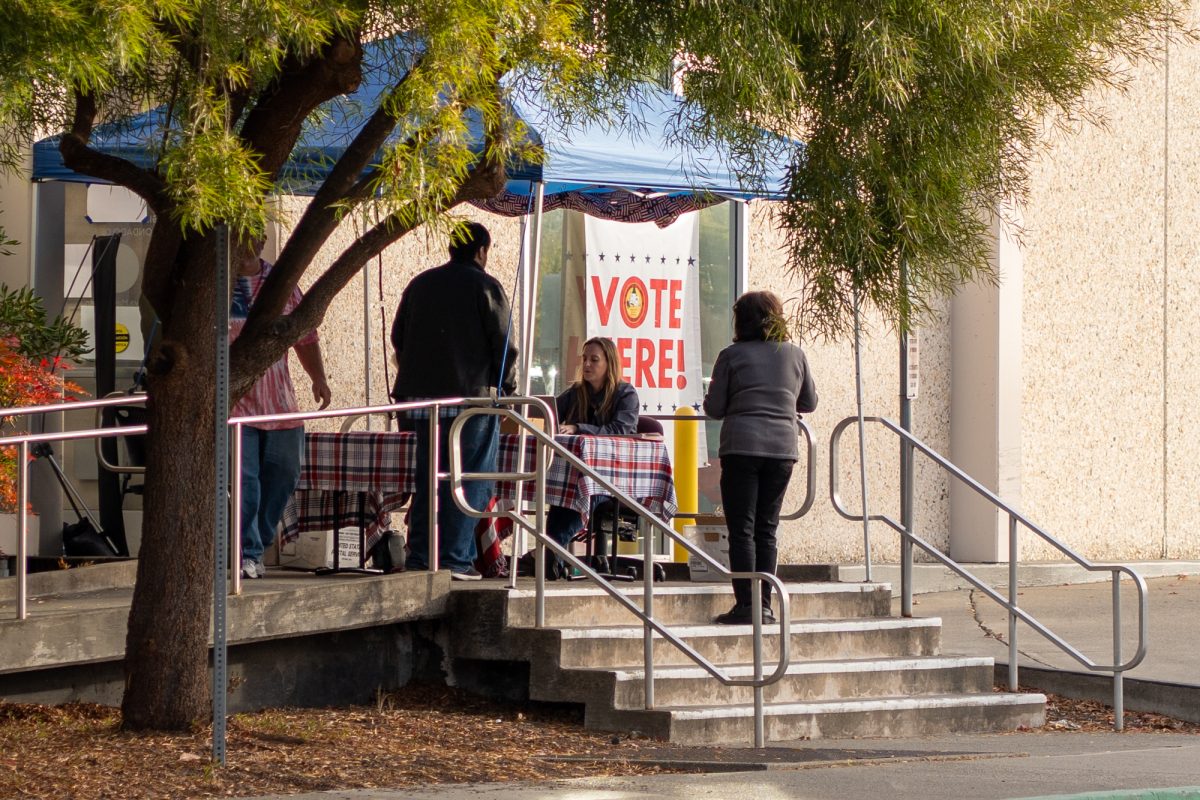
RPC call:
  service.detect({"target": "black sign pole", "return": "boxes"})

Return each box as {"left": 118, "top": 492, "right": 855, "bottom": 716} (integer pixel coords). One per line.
{"left": 94, "top": 233, "right": 129, "bottom": 555}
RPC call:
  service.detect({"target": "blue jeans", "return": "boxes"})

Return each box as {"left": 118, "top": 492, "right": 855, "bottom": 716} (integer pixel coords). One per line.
{"left": 240, "top": 425, "right": 305, "bottom": 564}
{"left": 406, "top": 412, "right": 498, "bottom": 573}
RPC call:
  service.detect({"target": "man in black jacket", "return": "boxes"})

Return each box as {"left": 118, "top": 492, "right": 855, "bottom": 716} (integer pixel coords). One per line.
{"left": 391, "top": 222, "right": 518, "bottom": 579}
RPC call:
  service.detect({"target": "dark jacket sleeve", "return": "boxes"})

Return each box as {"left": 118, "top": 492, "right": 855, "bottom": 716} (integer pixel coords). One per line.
{"left": 575, "top": 382, "right": 640, "bottom": 435}
{"left": 388, "top": 291, "right": 409, "bottom": 400}
{"left": 796, "top": 349, "right": 818, "bottom": 415}
{"left": 703, "top": 349, "right": 730, "bottom": 420}
{"left": 555, "top": 388, "right": 575, "bottom": 426}
{"left": 480, "top": 276, "right": 518, "bottom": 395}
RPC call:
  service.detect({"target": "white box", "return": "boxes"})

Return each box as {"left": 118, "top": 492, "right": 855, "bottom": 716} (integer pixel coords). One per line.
{"left": 278, "top": 528, "right": 362, "bottom": 570}
{"left": 685, "top": 523, "right": 730, "bottom": 582}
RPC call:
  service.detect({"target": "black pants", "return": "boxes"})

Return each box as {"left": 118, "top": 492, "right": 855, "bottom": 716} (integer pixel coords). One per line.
{"left": 720, "top": 455, "right": 794, "bottom": 609}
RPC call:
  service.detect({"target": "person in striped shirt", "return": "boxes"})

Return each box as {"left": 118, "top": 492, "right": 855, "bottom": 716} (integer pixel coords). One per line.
{"left": 232, "top": 239, "right": 331, "bottom": 579}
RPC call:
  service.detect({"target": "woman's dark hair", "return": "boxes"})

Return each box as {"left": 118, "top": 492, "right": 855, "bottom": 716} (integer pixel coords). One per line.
{"left": 448, "top": 222, "right": 491, "bottom": 261}
{"left": 566, "top": 337, "right": 623, "bottom": 424}
{"left": 733, "top": 291, "right": 789, "bottom": 342}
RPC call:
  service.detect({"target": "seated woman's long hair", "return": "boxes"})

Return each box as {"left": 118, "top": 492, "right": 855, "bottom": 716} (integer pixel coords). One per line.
{"left": 565, "top": 336, "right": 623, "bottom": 424}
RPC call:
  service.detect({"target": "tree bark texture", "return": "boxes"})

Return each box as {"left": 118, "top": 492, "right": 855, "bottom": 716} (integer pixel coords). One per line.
{"left": 121, "top": 237, "right": 219, "bottom": 730}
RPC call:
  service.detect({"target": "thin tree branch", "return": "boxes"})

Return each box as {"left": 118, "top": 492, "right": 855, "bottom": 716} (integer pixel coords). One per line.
{"left": 59, "top": 90, "right": 169, "bottom": 215}
{"left": 239, "top": 34, "right": 365, "bottom": 181}
{"left": 228, "top": 146, "right": 506, "bottom": 395}
{"left": 247, "top": 60, "right": 428, "bottom": 334}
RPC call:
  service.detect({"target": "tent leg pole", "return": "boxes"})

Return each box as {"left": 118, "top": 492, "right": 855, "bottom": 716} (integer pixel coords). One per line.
{"left": 521, "top": 181, "right": 546, "bottom": 396}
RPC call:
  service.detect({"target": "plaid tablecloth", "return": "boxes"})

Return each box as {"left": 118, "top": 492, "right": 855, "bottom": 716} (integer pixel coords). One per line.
{"left": 280, "top": 431, "right": 677, "bottom": 552}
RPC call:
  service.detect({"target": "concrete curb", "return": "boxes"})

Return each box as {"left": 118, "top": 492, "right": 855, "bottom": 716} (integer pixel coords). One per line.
{"left": 993, "top": 664, "right": 1200, "bottom": 724}
{"left": 0, "top": 559, "right": 137, "bottom": 598}
{"left": 837, "top": 561, "right": 1200, "bottom": 595}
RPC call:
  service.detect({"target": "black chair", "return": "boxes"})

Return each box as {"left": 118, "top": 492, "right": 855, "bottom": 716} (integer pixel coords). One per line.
{"left": 94, "top": 392, "right": 148, "bottom": 506}
{"left": 570, "top": 416, "right": 666, "bottom": 582}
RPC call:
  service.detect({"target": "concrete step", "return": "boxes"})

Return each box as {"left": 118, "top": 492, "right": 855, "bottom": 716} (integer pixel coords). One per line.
{"left": 587, "top": 691, "right": 1047, "bottom": 744}
{"left": 597, "top": 655, "right": 996, "bottom": 709}
{"left": 500, "top": 582, "right": 892, "bottom": 627}
{"left": 549, "top": 617, "right": 942, "bottom": 669}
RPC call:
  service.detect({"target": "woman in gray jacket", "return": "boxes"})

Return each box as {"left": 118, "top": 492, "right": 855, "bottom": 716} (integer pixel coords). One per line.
{"left": 703, "top": 291, "right": 817, "bottom": 624}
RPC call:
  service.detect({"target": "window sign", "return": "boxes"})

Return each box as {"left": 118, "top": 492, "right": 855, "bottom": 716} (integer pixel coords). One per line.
{"left": 532, "top": 203, "right": 738, "bottom": 513}
{"left": 578, "top": 212, "right": 703, "bottom": 414}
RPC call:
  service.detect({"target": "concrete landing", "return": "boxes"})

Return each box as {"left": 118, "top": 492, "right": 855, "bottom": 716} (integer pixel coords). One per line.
{"left": 0, "top": 563, "right": 449, "bottom": 674}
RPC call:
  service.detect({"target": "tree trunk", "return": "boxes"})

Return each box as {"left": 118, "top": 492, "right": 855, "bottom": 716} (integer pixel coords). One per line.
{"left": 121, "top": 241, "right": 219, "bottom": 730}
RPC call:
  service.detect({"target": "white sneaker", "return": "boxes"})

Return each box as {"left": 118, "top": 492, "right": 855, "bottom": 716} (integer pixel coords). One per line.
{"left": 241, "top": 559, "right": 259, "bottom": 579}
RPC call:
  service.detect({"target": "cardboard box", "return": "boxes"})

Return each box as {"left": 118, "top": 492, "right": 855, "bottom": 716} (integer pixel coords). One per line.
{"left": 500, "top": 416, "right": 545, "bottom": 435}
{"left": 0, "top": 514, "right": 39, "bottom": 558}
{"left": 278, "top": 528, "right": 362, "bottom": 570}
{"left": 684, "top": 520, "right": 730, "bottom": 582}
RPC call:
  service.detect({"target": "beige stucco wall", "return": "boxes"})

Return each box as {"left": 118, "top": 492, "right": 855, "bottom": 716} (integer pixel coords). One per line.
{"left": 0, "top": 151, "right": 34, "bottom": 288}
{"left": 746, "top": 204, "right": 953, "bottom": 567}
{"left": 1019, "top": 23, "right": 1200, "bottom": 560}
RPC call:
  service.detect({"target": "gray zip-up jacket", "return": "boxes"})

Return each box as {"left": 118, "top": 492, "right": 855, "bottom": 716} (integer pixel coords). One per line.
{"left": 703, "top": 340, "right": 817, "bottom": 460}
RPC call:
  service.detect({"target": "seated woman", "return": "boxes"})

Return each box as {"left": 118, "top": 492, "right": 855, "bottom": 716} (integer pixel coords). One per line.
{"left": 546, "top": 337, "right": 639, "bottom": 575}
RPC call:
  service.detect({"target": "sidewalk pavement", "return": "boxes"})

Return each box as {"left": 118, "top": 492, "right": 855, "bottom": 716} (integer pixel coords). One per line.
{"left": 240, "top": 732, "right": 1200, "bottom": 800}
{"left": 237, "top": 561, "right": 1200, "bottom": 800}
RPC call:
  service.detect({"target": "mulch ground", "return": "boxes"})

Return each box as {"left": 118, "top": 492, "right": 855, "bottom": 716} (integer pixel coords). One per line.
{"left": 0, "top": 684, "right": 1196, "bottom": 799}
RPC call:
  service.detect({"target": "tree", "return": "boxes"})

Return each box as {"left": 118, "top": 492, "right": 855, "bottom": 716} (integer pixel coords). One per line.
{"left": 0, "top": 1, "right": 633, "bottom": 731}
{"left": 594, "top": 0, "right": 1183, "bottom": 335}
{"left": 0, "top": 0, "right": 1179, "bottom": 731}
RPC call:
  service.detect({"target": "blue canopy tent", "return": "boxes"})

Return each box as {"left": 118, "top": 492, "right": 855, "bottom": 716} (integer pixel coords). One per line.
{"left": 32, "top": 37, "right": 792, "bottom": 201}
{"left": 31, "top": 39, "right": 794, "bottom": 392}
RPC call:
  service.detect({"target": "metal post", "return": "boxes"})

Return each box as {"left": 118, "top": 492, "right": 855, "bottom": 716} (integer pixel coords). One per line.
{"left": 231, "top": 422, "right": 243, "bottom": 596}
{"left": 643, "top": 527, "right": 655, "bottom": 711}
{"left": 852, "top": 292, "right": 872, "bottom": 581}
{"left": 519, "top": 182, "right": 546, "bottom": 396}
{"left": 1008, "top": 514, "right": 1018, "bottom": 692}
{"left": 899, "top": 336, "right": 913, "bottom": 615}
{"left": 1113, "top": 573, "right": 1124, "bottom": 730}
{"left": 752, "top": 579, "right": 764, "bottom": 748}
{"left": 428, "top": 407, "right": 440, "bottom": 572}
{"left": 535, "top": 438, "right": 547, "bottom": 628}
{"left": 16, "top": 441, "right": 29, "bottom": 620}
{"left": 899, "top": 258, "right": 913, "bottom": 614}
{"left": 212, "top": 224, "right": 231, "bottom": 766}
{"left": 362, "top": 262, "right": 372, "bottom": 421}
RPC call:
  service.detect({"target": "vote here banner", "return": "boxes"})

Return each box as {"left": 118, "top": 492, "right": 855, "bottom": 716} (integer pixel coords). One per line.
{"left": 582, "top": 213, "right": 704, "bottom": 416}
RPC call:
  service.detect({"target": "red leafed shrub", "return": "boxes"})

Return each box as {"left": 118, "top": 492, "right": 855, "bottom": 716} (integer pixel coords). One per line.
{"left": 0, "top": 337, "right": 85, "bottom": 513}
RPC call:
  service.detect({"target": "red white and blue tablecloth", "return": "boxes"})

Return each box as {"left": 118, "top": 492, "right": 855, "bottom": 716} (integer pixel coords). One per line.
{"left": 280, "top": 431, "right": 677, "bottom": 553}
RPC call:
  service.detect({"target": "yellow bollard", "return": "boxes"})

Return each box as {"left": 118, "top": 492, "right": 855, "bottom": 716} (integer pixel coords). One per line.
{"left": 672, "top": 406, "right": 698, "bottom": 563}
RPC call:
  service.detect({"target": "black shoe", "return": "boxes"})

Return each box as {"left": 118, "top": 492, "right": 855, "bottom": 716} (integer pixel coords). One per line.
{"left": 714, "top": 604, "right": 752, "bottom": 625}
{"left": 714, "top": 604, "right": 776, "bottom": 625}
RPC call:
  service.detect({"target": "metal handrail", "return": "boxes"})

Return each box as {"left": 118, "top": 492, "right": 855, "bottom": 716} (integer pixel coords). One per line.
{"left": 644, "top": 413, "right": 817, "bottom": 522}
{"left": 829, "top": 415, "right": 1149, "bottom": 730}
{"left": 228, "top": 396, "right": 536, "bottom": 594}
{"left": 447, "top": 404, "right": 790, "bottom": 748}
{"left": 4, "top": 393, "right": 792, "bottom": 745}
{"left": 0, "top": 421, "right": 149, "bottom": 620}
